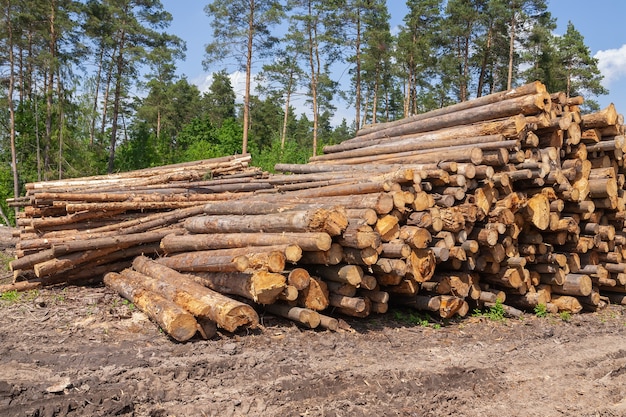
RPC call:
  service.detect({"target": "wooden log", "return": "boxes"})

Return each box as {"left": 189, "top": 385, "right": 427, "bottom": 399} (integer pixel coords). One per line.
{"left": 358, "top": 289, "right": 390, "bottom": 304}
{"left": 161, "top": 232, "right": 332, "bottom": 253}
{"left": 375, "top": 214, "right": 400, "bottom": 237}
{"left": 392, "top": 294, "right": 441, "bottom": 312}
{"left": 312, "top": 129, "right": 513, "bottom": 162}
{"left": 352, "top": 82, "right": 543, "bottom": 138}
{"left": 336, "top": 222, "right": 382, "bottom": 249}
{"left": 438, "top": 295, "right": 466, "bottom": 318}
{"left": 329, "top": 294, "right": 368, "bottom": 313}
{"left": 550, "top": 295, "right": 583, "bottom": 313}
{"left": 263, "top": 304, "right": 320, "bottom": 329}
{"left": 483, "top": 267, "right": 525, "bottom": 289}
{"left": 399, "top": 225, "right": 432, "bottom": 249}
{"left": 551, "top": 274, "right": 593, "bottom": 297}
{"left": 380, "top": 241, "right": 412, "bottom": 258}
{"left": 312, "top": 264, "right": 364, "bottom": 286}
{"left": 372, "top": 258, "right": 407, "bottom": 276}
{"left": 129, "top": 257, "right": 259, "bottom": 331}
{"left": 327, "top": 281, "right": 358, "bottom": 297}
{"left": 33, "top": 246, "right": 124, "bottom": 279}
{"left": 484, "top": 302, "right": 524, "bottom": 318}
{"left": 193, "top": 270, "right": 286, "bottom": 305}
{"left": 581, "top": 104, "right": 618, "bottom": 128}
{"left": 406, "top": 249, "right": 436, "bottom": 282}
{"left": 286, "top": 268, "right": 311, "bottom": 291}
{"left": 297, "top": 277, "right": 330, "bottom": 311}
{"left": 154, "top": 252, "right": 250, "bottom": 273}
{"left": 350, "top": 92, "right": 549, "bottom": 143}
{"left": 103, "top": 272, "right": 198, "bottom": 342}
{"left": 299, "top": 243, "right": 344, "bottom": 265}
{"left": 52, "top": 224, "right": 182, "bottom": 257}
{"left": 184, "top": 207, "right": 348, "bottom": 236}
{"left": 341, "top": 246, "right": 379, "bottom": 266}
{"left": 335, "top": 297, "right": 371, "bottom": 318}
{"left": 523, "top": 193, "right": 551, "bottom": 230}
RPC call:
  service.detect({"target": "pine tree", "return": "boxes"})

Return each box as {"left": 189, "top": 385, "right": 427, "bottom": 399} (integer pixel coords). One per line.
{"left": 396, "top": 0, "right": 443, "bottom": 115}
{"left": 203, "top": 0, "right": 285, "bottom": 155}
{"left": 557, "top": 21, "right": 608, "bottom": 110}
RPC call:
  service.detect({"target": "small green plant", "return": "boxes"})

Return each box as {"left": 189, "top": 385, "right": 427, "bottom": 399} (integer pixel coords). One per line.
{"left": 393, "top": 309, "right": 440, "bottom": 328}
{"left": 559, "top": 311, "right": 571, "bottom": 322}
{"left": 122, "top": 299, "right": 135, "bottom": 311}
{"left": 473, "top": 300, "right": 506, "bottom": 322}
{"left": 0, "top": 290, "right": 20, "bottom": 303}
{"left": 534, "top": 303, "right": 548, "bottom": 318}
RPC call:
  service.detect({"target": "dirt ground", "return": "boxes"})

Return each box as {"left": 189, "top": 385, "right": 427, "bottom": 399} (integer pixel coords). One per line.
{"left": 0, "top": 282, "right": 625, "bottom": 417}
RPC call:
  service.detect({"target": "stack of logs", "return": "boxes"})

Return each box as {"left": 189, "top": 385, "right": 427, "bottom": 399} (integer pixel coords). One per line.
{"left": 5, "top": 81, "right": 626, "bottom": 341}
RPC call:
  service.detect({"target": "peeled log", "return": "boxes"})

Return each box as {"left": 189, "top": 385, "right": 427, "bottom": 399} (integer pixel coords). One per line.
{"left": 103, "top": 272, "right": 198, "bottom": 342}
{"left": 131, "top": 256, "right": 258, "bottom": 332}
{"left": 161, "top": 232, "right": 332, "bottom": 253}
{"left": 184, "top": 208, "right": 347, "bottom": 236}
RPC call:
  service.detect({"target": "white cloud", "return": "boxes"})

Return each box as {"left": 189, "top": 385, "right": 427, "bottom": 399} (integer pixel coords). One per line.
{"left": 595, "top": 44, "right": 626, "bottom": 86}
{"left": 190, "top": 71, "right": 258, "bottom": 104}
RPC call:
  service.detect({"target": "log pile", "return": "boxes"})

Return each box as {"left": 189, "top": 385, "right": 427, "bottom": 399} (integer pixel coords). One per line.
{"left": 5, "top": 81, "right": 626, "bottom": 341}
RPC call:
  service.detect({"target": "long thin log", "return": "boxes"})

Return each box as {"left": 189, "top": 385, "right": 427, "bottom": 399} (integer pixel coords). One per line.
{"left": 161, "top": 232, "right": 332, "bottom": 253}
{"left": 348, "top": 93, "right": 549, "bottom": 143}
{"left": 184, "top": 208, "right": 347, "bottom": 236}
{"left": 352, "top": 82, "right": 546, "bottom": 139}
{"left": 263, "top": 304, "right": 321, "bottom": 328}
{"left": 323, "top": 115, "right": 527, "bottom": 155}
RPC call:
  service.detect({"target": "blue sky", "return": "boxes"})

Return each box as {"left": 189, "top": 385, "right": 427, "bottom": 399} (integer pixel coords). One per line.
{"left": 160, "top": 0, "right": 626, "bottom": 122}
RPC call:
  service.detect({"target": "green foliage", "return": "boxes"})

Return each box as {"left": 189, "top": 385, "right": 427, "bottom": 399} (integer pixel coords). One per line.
{"left": 534, "top": 303, "right": 548, "bottom": 318}
{"left": 252, "top": 137, "right": 312, "bottom": 173}
{"left": 122, "top": 299, "right": 135, "bottom": 311}
{"left": 393, "top": 309, "right": 441, "bottom": 329}
{"left": 0, "top": 290, "right": 20, "bottom": 304}
{"left": 473, "top": 300, "right": 506, "bottom": 321}
{"left": 0, "top": 165, "right": 16, "bottom": 225}
{"left": 201, "top": 70, "right": 237, "bottom": 129}
{"left": 559, "top": 311, "right": 571, "bottom": 322}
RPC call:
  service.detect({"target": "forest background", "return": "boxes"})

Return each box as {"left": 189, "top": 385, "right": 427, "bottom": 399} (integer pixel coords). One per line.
{"left": 0, "top": 0, "right": 619, "bottom": 225}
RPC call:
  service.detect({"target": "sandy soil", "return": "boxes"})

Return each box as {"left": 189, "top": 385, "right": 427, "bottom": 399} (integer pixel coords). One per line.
{"left": 0, "top": 283, "right": 625, "bottom": 417}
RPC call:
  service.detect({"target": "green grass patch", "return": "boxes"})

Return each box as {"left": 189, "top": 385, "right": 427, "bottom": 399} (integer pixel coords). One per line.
{"left": 0, "top": 290, "right": 21, "bottom": 304}
{"left": 393, "top": 309, "right": 441, "bottom": 329}
{"left": 534, "top": 303, "right": 548, "bottom": 318}
{"left": 473, "top": 300, "right": 506, "bottom": 322}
